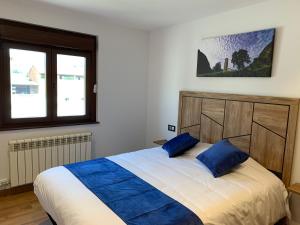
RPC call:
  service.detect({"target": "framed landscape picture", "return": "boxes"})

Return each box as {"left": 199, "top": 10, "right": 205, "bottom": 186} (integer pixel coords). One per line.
{"left": 197, "top": 28, "right": 276, "bottom": 77}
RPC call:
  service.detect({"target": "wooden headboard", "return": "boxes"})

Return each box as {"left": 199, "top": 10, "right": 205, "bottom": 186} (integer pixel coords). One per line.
{"left": 178, "top": 91, "right": 300, "bottom": 186}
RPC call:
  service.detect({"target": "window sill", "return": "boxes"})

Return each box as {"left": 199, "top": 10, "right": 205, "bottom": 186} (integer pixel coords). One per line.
{"left": 0, "top": 121, "right": 100, "bottom": 132}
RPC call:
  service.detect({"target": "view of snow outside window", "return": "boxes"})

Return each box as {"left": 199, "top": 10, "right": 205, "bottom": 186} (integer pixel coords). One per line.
{"left": 9, "top": 49, "right": 86, "bottom": 119}
{"left": 57, "top": 54, "right": 86, "bottom": 117}
{"left": 10, "top": 49, "right": 47, "bottom": 119}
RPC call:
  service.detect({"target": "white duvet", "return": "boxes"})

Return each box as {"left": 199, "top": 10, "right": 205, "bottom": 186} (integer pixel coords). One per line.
{"left": 34, "top": 143, "right": 288, "bottom": 225}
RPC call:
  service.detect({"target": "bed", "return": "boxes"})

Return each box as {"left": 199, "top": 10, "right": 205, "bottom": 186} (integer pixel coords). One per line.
{"left": 34, "top": 91, "right": 300, "bottom": 225}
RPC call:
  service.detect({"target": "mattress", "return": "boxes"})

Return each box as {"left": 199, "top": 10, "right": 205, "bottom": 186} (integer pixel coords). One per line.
{"left": 34, "top": 143, "right": 289, "bottom": 225}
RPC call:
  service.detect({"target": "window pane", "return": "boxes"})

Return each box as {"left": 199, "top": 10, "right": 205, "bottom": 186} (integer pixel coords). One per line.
{"left": 9, "top": 49, "right": 47, "bottom": 119}
{"left": 57, "top": 54, "right": 86, "bottom": 117}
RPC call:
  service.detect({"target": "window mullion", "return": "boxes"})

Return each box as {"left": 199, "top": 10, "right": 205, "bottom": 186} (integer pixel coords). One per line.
{"left": 47, "top": 48, "right": 55, "bottom": 122}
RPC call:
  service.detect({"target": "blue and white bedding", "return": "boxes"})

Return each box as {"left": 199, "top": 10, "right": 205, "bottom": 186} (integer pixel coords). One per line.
{"left": 65, "top": 158, "right": 202, "bottom": 225}
{"left": 34, "top": 143, "right": 288, "bottom": 225}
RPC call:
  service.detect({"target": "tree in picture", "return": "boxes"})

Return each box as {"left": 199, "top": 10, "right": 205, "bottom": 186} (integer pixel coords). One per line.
{"left": 231, "top": 49, "right": 251, "bottom": 70}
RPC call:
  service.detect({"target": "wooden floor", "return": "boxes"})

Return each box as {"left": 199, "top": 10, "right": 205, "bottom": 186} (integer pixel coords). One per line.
{"left": 0, "top": 191, "right": 52, "bottom": 225}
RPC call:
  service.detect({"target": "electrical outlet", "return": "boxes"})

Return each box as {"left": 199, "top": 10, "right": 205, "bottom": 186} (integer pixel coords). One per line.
{"left": 168, "top": 125, "right": 176, "bottom": 132}
{"left": 0, "top": 179, "right": 9, "bottom": 187}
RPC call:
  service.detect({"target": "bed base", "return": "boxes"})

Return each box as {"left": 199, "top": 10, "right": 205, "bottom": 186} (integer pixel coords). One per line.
{"left": 275, "top": 217, "right": 288, "bottom": 225}
{"left": 46, "top": 213, "right": 287, "bottom": 225}
{"left": 47, "top": 213, "right": 57, "bottom": 225}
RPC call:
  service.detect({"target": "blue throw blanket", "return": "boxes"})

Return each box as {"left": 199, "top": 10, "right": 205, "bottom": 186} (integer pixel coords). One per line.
{"left": 65, "top": 158, "right": 203, "bottom": 225}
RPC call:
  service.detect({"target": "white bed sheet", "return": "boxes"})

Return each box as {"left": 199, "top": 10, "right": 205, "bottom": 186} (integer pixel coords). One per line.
{"left": 34, "top": 143, "right": 289, "bottom": 225}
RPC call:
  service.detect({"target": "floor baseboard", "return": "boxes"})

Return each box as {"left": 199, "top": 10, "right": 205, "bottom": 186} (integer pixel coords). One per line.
{"left": 0, "top": 183, "right": 33, "bottom": 197}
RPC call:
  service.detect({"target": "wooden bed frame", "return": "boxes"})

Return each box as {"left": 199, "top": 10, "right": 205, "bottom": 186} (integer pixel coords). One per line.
{"left": 47, "top": 91, "right": 300, "bottom": 225}
{"left": 177, "top": 91, "right": 300, "bottom": 187}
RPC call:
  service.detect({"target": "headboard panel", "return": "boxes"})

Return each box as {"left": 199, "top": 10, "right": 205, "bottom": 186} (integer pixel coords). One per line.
{"left": 178, "top": 91, "right": 300, "bottom": 186}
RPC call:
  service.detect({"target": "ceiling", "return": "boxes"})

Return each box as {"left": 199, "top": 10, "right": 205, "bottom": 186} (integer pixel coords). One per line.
{"left": 34, "top": 0, "right": 268, "bottom": 30}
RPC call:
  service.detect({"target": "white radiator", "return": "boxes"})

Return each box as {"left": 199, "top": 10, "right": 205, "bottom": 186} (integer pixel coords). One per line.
{"left": 9, "top": 132, "right": 92, "bottom": 187}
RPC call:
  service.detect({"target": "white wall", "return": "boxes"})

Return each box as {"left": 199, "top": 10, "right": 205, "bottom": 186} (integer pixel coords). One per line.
{"left": 146, "top": 0, "right": 300, "bottom": 223}
{"left": 1, "top": 0, "right": 300, "bottom": 223}
{"left": 0, "top": 0, "right": 148, "bottom": 184}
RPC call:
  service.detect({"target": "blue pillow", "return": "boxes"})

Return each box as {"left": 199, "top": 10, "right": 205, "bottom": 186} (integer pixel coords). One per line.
{"left": 162, "top": 133, "right": 199, "bottom": 157}
{"left": 196, "top": 139, "right": 249, "bottom": 177}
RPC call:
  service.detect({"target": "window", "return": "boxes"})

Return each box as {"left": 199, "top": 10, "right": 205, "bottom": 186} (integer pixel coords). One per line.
{"left": 9, "top": 48, "right": 47, "bottom": 119}
{"left": 56, "top": 54, "right": 86, "bottom": 117}
{"left": 0, "top": 19, "right": 97, "bottom": 130}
